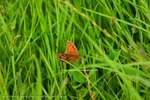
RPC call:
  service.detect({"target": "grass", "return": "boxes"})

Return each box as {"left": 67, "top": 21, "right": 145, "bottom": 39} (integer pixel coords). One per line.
{"left": 0, "top": 0, "right": 150, "bottom": 99}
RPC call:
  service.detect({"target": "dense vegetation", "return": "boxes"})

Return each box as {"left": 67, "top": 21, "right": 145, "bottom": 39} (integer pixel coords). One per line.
{"left": 0, "top": 0, "right": 150, "bottom": 99}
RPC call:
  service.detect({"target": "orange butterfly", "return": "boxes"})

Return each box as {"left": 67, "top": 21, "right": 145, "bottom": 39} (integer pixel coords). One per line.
{"left": 58, "top": 41, "right": 80, "bottom": 62}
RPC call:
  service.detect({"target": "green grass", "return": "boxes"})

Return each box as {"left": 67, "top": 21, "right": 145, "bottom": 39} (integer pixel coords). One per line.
{"left": 1, "top": 0, "right": 150, "bottom": 100}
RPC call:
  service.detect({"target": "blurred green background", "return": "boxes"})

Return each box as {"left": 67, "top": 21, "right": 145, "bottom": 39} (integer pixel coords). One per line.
{"left": 0, "top": 0, "right": 150, "bottom": 100}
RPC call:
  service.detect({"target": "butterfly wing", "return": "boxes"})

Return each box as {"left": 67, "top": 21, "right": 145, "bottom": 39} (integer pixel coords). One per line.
{"left": 58, "top": 53, "right": 80, "bottom": 62}
{"left": 65, "top": 41, "right": 79, "bottom": 54}
{"left": 58, "top": 41, "right": 80, "bottom": 62}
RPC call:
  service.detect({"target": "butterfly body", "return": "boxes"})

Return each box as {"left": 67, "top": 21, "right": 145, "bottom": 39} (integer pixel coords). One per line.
{"left": 58, "top": 41, "right": 80, "bottom": 62}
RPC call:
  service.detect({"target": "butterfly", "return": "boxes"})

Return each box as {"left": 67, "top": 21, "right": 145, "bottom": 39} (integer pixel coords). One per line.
{"left": 58, "top": 41, "right": 80, "bottom": 62}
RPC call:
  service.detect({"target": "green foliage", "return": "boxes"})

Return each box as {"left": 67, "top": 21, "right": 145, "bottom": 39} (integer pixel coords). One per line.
{"left": 0, "top": 0, "right": 150, "bottom": 99}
